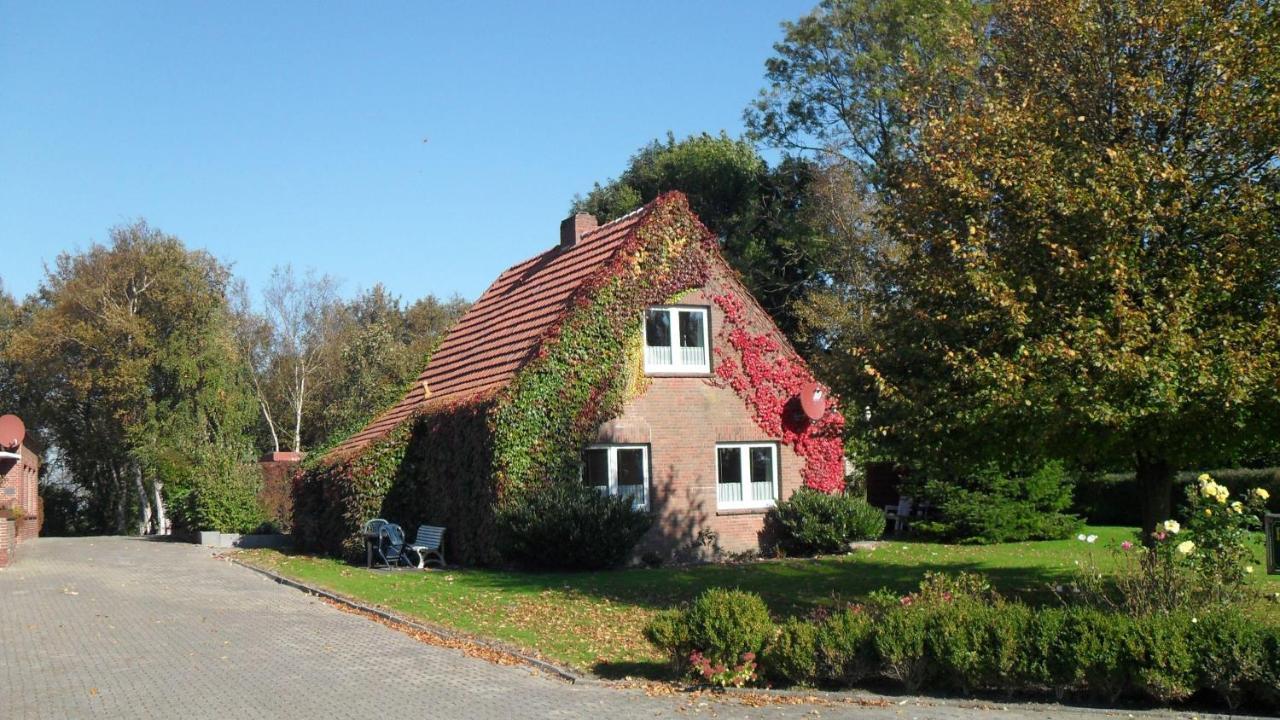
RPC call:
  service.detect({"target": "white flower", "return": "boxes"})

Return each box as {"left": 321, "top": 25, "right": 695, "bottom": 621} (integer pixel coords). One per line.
{"left": 1077, "top": 533, "right": 1087, "bottom": 541}
{"left": 1245, "top": 566, "right": 1254, "bottom": 574}
{"left": 1176, "top": 540, "right": 1195, "bottom": 555}
{"left": 1086, "top": 534, "right": 1098, "bottom": 544}
{"left": 1162, "top": 520, "right": 1181, "bottom": 534}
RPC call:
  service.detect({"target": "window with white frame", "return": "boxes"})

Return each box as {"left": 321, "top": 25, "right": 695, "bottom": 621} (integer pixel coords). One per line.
{"left": 583, "top": 444, "right": 649, "bottom": 510}
{"left": 716, "top": 443, "right": 779, "bottom": 509}
{"left": 644, "top": 306, "right": 709, "bottom": 374}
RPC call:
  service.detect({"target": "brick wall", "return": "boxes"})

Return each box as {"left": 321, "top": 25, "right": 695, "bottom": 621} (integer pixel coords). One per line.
{"left": 0, "top": 518, "right": 13, "bottom": 568}
{"left": 1, "top": 443, "right": 41, "bottom": 548}
{"left": 591, "top": 261, "right": 819, "bottom": 560}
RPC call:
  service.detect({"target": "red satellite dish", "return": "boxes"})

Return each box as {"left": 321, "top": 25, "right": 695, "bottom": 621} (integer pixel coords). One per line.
{"left": 0, "top": 414, "right": 24, "bottom": 450}
{"left": 799, "top": 382, "right": 827, "bottom": 421}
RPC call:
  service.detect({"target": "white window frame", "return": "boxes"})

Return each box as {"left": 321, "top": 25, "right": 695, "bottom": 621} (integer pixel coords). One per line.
{"left": 715, "top": 442, "right": 780, "bottom": 510}
{"left": 582, "top": 444, "right": 650, "bottom": 511}
{"left": 643, "top": 306, "right": 710, "bottom": 375}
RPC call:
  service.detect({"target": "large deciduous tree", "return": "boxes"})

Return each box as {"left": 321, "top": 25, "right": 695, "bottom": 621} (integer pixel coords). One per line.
{"left": 573, "top": 132, "right": 827, "bottom": 336}
{"left": 858, "top": 0, "right": 1280, "bottom": 536}
{"left": 5, "top": 223, "right": 258, "bottom": 534}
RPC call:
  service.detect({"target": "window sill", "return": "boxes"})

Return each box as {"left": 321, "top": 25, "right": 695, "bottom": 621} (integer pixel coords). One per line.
{"left": 716, "top": 507, "right": 773, "bottom": 516}
{"left": 644, "top": 371, "right": 714, "bottom": 378}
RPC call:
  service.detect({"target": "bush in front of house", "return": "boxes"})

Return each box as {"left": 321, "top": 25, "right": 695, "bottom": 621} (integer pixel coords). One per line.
{"left": 767, "top": 488, "right": 885, "bottom": 555}
{"left": 497, "top": 482, "right": 651, "bottom": 570}
{"left": 644, "top": 587, "right": 775, "bottom": 681}
{"left": 913, "top": 461, "right": 1081, "bottom": 544}
{"left": 645, "top": 573, "right": 1280, "bottom": 712}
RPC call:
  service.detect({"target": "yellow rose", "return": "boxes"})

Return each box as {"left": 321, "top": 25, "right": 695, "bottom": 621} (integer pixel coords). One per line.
{"left": 1215, "top": 486, "right": 1230, "bottom": 503}
{"left": 1255, "top": 488, "right": 1271, "bottom": 501}
{"left": 1163, "top": 519, "right": 1181, "bottom": 534}
{"left": 1231, "top": 501, "right": 1244, "bottom": 514}
{"left": 1176, "top": 540, "right": 1195, "bottom": 555}
{"left": 1246, "top": 566, "right": 1255, "bottom": 574}
{"left": 1201, "top": 481, "right": 1221, "bottom": 499}
{"left": 1198, "top": 473, "right": 1211, "bottom": 483}
{"left": 1204, "top": 508, "right": 1213, "bottom": 516}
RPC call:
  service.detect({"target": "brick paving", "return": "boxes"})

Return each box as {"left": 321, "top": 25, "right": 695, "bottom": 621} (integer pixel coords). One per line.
{"left": 0, "top": 537, "right": 1236, "bottom": 719}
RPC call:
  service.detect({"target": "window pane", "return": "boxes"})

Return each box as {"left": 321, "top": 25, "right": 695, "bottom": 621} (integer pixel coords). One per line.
{"left": 750, "top": 446, "right": 776, "bottom": 501}
{"left": 584, "top": 449, "right": 609, "bottom": 489}
{"left": 718, "top": 447, "right": 742, "bottom": 485}
{"left": 678, "top": 310, "right": 705, "bottom": 349}
{"left": 645, "top": 309, "right": 670, "bottom": 348}
{"left": 616, "top": 449, "right": 645, "bottom": 487}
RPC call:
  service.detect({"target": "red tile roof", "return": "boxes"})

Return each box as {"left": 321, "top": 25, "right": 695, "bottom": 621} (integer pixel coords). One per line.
{"left": 326, "top": 205, "right": 651, "bottom": 461}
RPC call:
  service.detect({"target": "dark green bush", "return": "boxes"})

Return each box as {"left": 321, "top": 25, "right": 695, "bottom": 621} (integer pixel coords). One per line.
{"left": 768, "top": 488, "right": 885, "bottom": 555}
{"left": 647, "top": 588, "right": 775, "bottom": 673}
{"left": 644, "top": 609, "right": 692, "bottom": 672}
{"left": 815, "top": 608, "right": 876, "bottom": 686}
{"left": 682, "top": 588, "right": 775, "bottom": 668}
{"left": 871, "top": 599, "right": 932, "bottom": 692}
{"left": 1127, "top": 613, "right": 1197, "bottom": 704}
{"left": 1193, "top": 610, "right": 1267, "bottom": 710}
{"left": 497, "top": 483, "right": 651, "bottom": 570}
{"left": 1054, "top": 607, "right": 1135, "bottom": 702}
{"left": 765, "top": 618, "right": 819, "bottom": 685}
{"left": 915, "top": 461, "right": 1081, "bottom": 544}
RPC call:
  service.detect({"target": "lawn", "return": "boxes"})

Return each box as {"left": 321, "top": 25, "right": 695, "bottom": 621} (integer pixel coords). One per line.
{"left": 235, "top": 525, "right": 1279, "bottom": 678}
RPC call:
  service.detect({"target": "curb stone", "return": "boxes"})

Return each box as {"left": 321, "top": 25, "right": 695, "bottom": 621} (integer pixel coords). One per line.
{"left": 225, "top": 556, "right": 586, "bottom": 685}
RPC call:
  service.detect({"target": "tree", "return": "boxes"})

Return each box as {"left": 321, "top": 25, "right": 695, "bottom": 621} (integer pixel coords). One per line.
{"left": 4, "top": 222, "right": 258, "bottom": 534}
{"left": 572, "top": 133, "right": 827, "bottom": 335}
{"left": 257, "top": 265, "right": 340, "bottom": 453}
{"left": 858, "top": 0, "right": 1280, "bottom": 537}
{"left": 746, "top": 0, "right": 987, "bottom": 432}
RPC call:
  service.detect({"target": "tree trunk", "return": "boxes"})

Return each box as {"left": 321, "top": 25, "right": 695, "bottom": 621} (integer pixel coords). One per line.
{"left": 133, "top": 465, "right": 153, "bottom": 535}
{"left": 293, "top": 372, "right": 305, "bottom": 453}
{"left": 1136, "top": 454, "right": 1174, "bottom": 545}
{"left": 110, "top": 464, "right": 128, "bottom": 534}
{"left": 152, "top": 478, "right": 168, "bottom": 535}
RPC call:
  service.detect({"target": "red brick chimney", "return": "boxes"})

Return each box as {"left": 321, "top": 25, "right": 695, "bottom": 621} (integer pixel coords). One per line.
{"left": 560, "top": 212, "right": 598, "bottom": 248}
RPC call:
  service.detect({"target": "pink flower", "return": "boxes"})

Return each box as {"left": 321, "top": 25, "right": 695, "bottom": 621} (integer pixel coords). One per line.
{"left": 900, "top": 595, "right": 913, "bottom": 606}
{"left": 1121, "top": 541, "right": 1133, "bottom": 550}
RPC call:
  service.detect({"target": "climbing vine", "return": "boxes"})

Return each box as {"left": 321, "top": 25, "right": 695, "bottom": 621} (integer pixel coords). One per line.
{"left": 490, "top": 193, "right": 717, "bottom": 498}
{"left": 712, "top": 292, "right": 846, "bottom": 493}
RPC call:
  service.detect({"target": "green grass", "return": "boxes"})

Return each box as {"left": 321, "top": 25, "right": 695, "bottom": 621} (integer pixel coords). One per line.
{"left": 236, "top": 525, "right": 1279, "bottom": 678}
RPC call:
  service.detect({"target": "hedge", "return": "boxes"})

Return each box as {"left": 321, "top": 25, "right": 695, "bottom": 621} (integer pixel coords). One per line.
{"left": 649, "top": 583, "right": 1280, "bottom": 713}
{"left": 1074, "top": 468, "right": 1280, "bottom": 525}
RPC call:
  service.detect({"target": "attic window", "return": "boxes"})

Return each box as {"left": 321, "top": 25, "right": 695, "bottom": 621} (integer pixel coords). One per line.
{"left": 644, "top": 306, "right": 709, "bottom": 374}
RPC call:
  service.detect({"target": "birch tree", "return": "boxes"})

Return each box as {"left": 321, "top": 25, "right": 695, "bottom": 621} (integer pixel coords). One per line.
{"left": 260, "top": 265, "right": 339, "bottom": 453}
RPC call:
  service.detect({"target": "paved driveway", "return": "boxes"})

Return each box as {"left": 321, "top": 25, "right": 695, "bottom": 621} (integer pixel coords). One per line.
{"left": 0, "top": 537, "right": 1231, "bottom": 719}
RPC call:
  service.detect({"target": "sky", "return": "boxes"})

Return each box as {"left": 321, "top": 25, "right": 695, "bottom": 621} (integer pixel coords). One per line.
{"left": 0, "top": 1, "right": 815, "bottom": 306}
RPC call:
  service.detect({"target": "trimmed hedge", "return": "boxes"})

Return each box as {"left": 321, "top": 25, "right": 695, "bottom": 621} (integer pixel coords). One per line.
{"left": 647, "top": 580, "right": 1280, "bottom": 713}
{"left": 1074, "top": 467, "right": 1280, "bottom": 525}
{"left": 767, "top": 488, "right": 886, "bottom": 556}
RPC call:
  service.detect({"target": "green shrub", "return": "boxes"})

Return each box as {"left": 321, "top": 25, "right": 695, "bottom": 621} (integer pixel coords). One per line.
{"left": 644, "top": 609, "right": 692, "bottom": 672}
{"left": 871, "top": 600, "right": 932, "bottom": 692}
{"left": 682, "top": 589, "right": 775, "bottom": 669}
{"left": 1254, "top": 625, "right": 1280, "bottom": 711}
{"left": 1193, "top": 610, "right": 1267, "bottom": 710}
{"left": 768, "top": 488, "right": 885, "bottom": 556}
{"left": 915, "top": 461, "right": 1081, "bottom": 544}
{"left": 1052, "top": 608, "right": 1134, "bottom": 702}
{"left": 815, "top": 608, "right": 876, "bottom": 685}
{"left": 765, "top": 618, "right": 819, "bottom": 685}
{"left": 497, "top": 483, "right": 652, "bottom": 570}
{"left": 1127, "top": 613, "right": 1197, "bottom": 704}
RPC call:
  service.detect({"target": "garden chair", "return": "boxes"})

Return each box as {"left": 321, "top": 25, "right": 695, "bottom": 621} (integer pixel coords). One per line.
{"left": 373, "top": 521, "right": 416, "bottom": 569}
{"left": 885, "top": 496, "right": 914, "bottom": 533}
{"left": 409, "top": 525, "right": 446, "bottom": 569}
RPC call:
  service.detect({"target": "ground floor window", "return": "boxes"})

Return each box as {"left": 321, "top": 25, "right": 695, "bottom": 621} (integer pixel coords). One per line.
{"left": 716, "top": 443, "right": 779, "bottom": 509}
{"left": 583, "top": 444, "right": 649, "bottom": 510}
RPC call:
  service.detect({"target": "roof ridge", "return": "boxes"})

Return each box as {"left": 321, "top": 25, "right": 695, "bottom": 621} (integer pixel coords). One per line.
{"left": 581, "top": 204, "right": 647, "bottom": 239}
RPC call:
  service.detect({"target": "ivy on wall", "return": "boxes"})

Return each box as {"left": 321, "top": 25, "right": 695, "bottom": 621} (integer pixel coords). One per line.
{"left": 712, "top": 292, "right": 847, "bottom": 493}
{"left": 293, "top": 192, "right": 846, "bottom": 562}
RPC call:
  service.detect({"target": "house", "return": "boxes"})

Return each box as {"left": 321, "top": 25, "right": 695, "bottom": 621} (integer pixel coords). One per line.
{"left": 0, "top": 414, "right": 40, "bottom": 567}
{"left": 304, "top": 192, "right": 845, "bottom": 563}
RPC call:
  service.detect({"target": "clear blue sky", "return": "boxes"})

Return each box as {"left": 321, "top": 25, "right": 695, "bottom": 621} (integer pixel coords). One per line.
{"left": 1, "top": 1, "right": 814, "bottom": 305}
